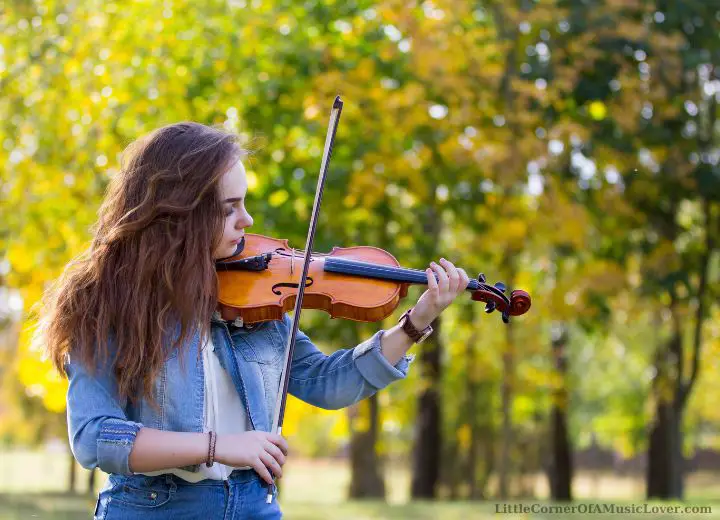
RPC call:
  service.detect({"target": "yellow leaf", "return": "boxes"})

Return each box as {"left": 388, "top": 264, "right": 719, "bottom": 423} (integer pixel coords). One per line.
{"left": 268, "top": 189, "right": 289, "bottom": 207}
{"left": 589, "top": 101, "right": 607, "bottom": 120}
{"left": 329, "top": 413, "right": 348, "bottom": 440}
{"left": 457, "top": 423, "right": 471, "bottom": 450}
{"left": 44, "top": 380, "right": 69, "bottom": 413}
{"left": 246, "top": 170, "right": 258, "bottom": 190}
{"left": 7, "top": 245, "right": 34, "bottom": 275}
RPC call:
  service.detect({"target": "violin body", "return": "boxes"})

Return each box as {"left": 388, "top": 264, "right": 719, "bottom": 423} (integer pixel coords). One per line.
{"left": 216, "top": 234, "right": 531, "bottom": 325}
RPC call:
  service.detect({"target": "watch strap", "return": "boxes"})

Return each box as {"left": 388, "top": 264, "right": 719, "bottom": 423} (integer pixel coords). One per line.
{"left": 398, "top": 308, "right": 433, "bottom": 343}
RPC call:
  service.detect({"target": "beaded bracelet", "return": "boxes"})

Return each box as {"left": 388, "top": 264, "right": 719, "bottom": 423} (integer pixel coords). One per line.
{"left": 206, "top": 431, "right": 217, "bottom": 467}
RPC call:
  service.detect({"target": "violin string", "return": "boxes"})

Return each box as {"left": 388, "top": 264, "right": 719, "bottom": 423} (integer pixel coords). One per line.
{"left": 324, "top": 257, "right": 482, "bottom": 291}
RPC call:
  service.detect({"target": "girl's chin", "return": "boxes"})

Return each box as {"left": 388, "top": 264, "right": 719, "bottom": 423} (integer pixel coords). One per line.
{"left": 213, "top": 247, "right": 236, "bottom": 261}
{"left": 224, "top": 243, "right": 241, "bottom": 256}
{"left": 214, "top": 239, "right": 245, "bottom": 260}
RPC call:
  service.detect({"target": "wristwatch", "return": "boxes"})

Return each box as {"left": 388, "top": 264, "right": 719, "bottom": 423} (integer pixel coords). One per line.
{"left": 398, "top": 308, "right": 433, "bottom": 344}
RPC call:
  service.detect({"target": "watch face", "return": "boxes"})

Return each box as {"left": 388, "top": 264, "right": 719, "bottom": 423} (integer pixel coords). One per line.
{"left": 417, "top": 328, "right": 433, "bottom": 343}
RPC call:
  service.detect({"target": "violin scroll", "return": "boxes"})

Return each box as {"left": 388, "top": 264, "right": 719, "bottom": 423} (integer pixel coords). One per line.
{"left": 470, "top": 273, "right": 531, "bottom": 324}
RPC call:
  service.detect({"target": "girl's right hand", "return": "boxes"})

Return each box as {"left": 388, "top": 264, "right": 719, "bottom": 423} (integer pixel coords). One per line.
{"left": 214, "top": 431, "right": 289, "bottom": 485}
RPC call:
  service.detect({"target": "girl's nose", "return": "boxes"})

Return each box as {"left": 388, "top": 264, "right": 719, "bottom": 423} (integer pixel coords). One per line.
{"left": 240, "top": 210, "right": 253, "bottom": 228}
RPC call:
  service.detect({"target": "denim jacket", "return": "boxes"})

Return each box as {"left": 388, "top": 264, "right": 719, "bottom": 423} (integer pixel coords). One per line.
{"left": 65, "top": 313, "right": 413, "bottom": 476}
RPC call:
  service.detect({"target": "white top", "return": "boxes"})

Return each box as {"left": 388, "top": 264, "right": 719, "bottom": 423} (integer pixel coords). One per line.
{"left": 138, "top": 334, "right": 252, "bottom": 482}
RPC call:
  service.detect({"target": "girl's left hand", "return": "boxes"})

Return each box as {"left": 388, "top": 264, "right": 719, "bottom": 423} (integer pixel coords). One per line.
{"left": 409, "top": 258, "right": 470, "bottom": 329}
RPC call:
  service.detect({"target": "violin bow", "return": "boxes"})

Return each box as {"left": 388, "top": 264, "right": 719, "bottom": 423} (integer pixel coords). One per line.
{"left": 266, "top": 96, "right": 344, "bottom": 503}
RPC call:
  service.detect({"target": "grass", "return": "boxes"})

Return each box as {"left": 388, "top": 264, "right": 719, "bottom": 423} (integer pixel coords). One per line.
{"left": 1, "top": 450, "right": 719, "bottom": 519}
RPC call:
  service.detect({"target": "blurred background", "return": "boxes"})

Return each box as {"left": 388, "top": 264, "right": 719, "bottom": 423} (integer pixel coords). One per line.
{"left": 1, "top": 0, "right": 719, "bottom": 518}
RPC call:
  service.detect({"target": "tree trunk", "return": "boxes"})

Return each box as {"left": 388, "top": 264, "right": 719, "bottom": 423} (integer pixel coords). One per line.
{"left": 410, "top": 316, "right": 442, "bottom": 499}
{"left": 476, "top": 427, "right": 495, "bottom": 499}
{"left": 67, "top": 450, "right": 76, "bottom": 493}
{"left": 646, "top": 399, "right": 683, "bottom": 498}
{"left": 88, "top": 468, "right": 97, "bottom": 495}
{"left": 550, "top": 408, "right": 573, "bottom": 499}
{"left": 647, "top": 321, "right": 684, "bottom": 499}
{"left": 497, "top": 321, "right": 514, "bottom": 499}
{"left": 646, "top": 296, "right": 695, "bottom": 500}
{"left": 410, "top": 194, "right": 444, "bottom": 500}
{"left": 469, "top": 380, "right": 496, "bottom": 500}
{"left": 465, "top": 330, "right": 479, "bottom": 499}
{"left": 348, "top": 393, "right": 386, "bottom": 499}
{"left": 549, "top": 323, "right": 573, "bottom": 500}
{"left": 646, "top": 176, "right": 715, "bottom": 500}
{"left": 441, "top": 434, "right": 460, "bottom": 499}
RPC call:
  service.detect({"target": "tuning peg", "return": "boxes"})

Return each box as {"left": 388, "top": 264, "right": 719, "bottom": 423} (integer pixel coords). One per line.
{"left": 502, "top": 310, "right": 510, "bottom": 324}
{"left": 485, "top": 302, "right": 496, "bottom": 314}
{"left": 494, "top": 282, "right": 506, "bottom": 293}
{"left": 477, "top": 273, "right": 487, "bottom": 284}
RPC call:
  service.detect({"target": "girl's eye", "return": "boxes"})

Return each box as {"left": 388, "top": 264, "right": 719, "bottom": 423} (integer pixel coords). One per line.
{"left": 225, "top": 200, "right": 243, "bottom": 217}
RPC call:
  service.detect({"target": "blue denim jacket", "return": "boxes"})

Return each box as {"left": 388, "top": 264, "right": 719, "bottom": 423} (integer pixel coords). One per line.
{"left": 65, "top": 313, "right": 413, "bottom": 476}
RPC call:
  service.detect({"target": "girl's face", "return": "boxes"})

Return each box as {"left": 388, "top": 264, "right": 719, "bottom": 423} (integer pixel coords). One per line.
{"left": 213, "top": 159, "right": 253, "bottom": 260}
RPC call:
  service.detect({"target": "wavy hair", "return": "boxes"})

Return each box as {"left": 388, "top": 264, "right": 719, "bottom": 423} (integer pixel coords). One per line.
{"left": 38, "top": 122, "right": 243, "bottom": 406}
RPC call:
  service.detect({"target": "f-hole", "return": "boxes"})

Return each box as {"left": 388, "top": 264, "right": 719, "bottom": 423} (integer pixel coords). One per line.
{"left": 272, "top": 277, "right": 314, "bottom": 295}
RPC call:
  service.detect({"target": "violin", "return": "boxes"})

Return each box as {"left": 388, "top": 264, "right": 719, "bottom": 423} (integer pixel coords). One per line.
{"left": 215, "top": 233, "right": 531, "bottom": 325}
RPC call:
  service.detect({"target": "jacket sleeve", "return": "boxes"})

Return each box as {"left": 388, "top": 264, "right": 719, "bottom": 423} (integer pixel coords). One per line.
{"left": 65, "top": 353, "right": 144, "bottom": 476}
{"left": 280, "top": 314, "right": 415, "bottom": 410}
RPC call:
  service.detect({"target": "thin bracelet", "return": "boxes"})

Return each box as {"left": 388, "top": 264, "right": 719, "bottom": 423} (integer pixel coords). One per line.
{"left": 211, "top": 431, "right": 217, "bottom": 466}
{"left": 206, "top": 431, "right": 216, "bottom": 467}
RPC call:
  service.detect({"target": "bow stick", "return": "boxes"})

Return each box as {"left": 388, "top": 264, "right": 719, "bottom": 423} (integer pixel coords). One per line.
{"left": 266, "top": 96, "right": 344, "bottom": 503}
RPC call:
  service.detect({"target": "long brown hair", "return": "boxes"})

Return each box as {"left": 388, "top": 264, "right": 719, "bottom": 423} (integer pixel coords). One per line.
{"left": 38, "top": 122, "right": 243, "bottom": 405}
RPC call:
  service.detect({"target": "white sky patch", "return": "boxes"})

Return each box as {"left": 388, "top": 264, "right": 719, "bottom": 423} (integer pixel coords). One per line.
{"left": 571, "top": 150, "right": 597, "bottom": 180}
{"left": 549, "top": 139, "right": 564, "bottom": 156}
{"left": 605, "top": 165, "right": 620, "bottom": 184}
{"left": 527, "top": 169, "right": 544, "bottom": 196}
{"left": 436, "top": 185, "right": 449, "bottom": 201}
{"left": 639, "top": 148, "right": 659, "bottom": 172}
{"left": 429, "top": 104, "right": 448, "bottom": 119}
{"left": 383, "top": 25, "right": 402, "bottom": 42}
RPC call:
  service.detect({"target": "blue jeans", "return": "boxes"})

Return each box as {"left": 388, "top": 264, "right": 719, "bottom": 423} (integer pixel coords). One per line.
{"left": 94, "top": 469, "right": 282, "bottom": 519}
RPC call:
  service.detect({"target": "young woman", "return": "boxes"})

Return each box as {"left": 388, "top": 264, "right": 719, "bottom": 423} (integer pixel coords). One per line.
{"left": 38, "top": 122, "right": 469, "bottom": 519}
